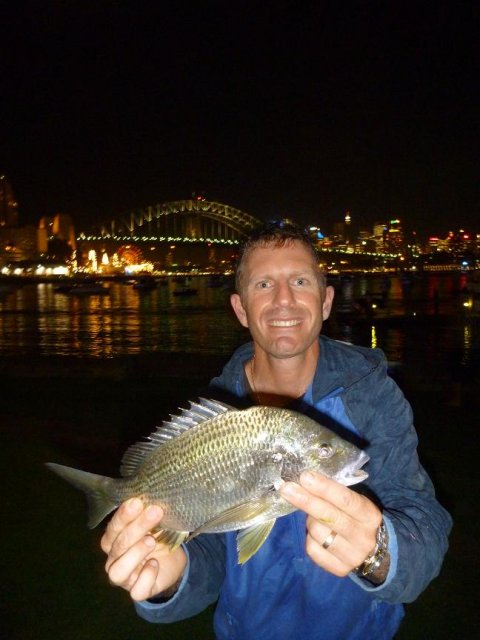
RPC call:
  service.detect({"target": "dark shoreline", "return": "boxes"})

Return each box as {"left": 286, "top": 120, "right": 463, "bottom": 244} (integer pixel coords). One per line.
{"left": 0, "top": 352, "right": 230, "bottom": 380}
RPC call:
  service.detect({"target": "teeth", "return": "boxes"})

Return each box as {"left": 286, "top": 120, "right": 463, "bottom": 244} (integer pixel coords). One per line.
{"left": 270, "top": 319, "right": 301, "bottom": 327}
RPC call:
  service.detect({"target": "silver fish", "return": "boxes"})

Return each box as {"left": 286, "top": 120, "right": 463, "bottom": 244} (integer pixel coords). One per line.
{"left": 46, "top": 398, "right": 368, "bottom": 563}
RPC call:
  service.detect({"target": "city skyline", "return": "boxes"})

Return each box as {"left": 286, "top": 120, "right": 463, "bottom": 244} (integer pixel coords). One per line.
{"left": 2, "top": 176, "right": 479, "bottom": 247}
{"left": 1, "top": 3, "right": 478, "bottom": 236}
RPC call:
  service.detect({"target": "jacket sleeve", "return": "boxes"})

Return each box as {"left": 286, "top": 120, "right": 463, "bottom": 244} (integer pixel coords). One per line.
{"left": 345, "top": 357, "right": 452, "bottom": 604}
{"left": 135, "top": 533, "right": 225, "bottom": 623}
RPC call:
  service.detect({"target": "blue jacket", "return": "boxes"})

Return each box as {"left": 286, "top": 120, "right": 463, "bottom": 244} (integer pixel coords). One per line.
{"left": 136, "top": 337, "right": 452, "bottom": 639}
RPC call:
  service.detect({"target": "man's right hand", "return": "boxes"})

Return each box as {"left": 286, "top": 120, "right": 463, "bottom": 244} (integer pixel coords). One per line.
{"left": 101, "top": 498, "right": 188, "bottom": 602}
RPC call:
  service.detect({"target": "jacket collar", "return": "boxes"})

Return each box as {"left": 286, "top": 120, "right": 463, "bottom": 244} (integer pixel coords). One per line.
{"left": 220, "top": 335, "right": 382, "bottom": 401}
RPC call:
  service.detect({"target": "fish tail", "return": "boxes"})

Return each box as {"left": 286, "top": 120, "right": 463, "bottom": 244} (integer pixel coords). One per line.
{"left": 46, "top": 462, "right": 118, "bottom": 528}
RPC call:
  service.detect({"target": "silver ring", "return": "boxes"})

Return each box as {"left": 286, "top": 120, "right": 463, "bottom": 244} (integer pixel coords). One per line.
{"left": 322, "top": 530, "right": 338, "bottom": 549}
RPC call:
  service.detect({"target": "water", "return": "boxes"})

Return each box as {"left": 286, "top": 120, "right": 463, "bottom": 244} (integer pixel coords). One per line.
{"left": 0, "top": 277, "right": 247, "bottom": 358}
{"left": 0, "top": 274, "right": 479, "bottom": 375}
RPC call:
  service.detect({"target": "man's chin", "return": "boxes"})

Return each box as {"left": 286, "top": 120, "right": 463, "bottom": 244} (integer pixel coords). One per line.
{"left": 269, "top": 337, "right": 306, "bottom": 358}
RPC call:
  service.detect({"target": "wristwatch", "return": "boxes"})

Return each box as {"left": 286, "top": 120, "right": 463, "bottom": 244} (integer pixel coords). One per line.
{"left": 353, "top": 519, "right": 389, "bottom": 582}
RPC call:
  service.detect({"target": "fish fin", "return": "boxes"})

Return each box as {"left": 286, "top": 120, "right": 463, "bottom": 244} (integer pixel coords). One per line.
{"left": 236, "top": 519, "right": 277, "bottom": 564}
{"left": 119, "top": 398, "right": 235, "bottom": 477}
{"left": 186, "top": 495, "right": 275, "bottom": 541}
{"left": 153, "top": 528, "right": 190, "bottom": 550}
{"left": 45, "top": 462, "right": 117, "bottom": 528}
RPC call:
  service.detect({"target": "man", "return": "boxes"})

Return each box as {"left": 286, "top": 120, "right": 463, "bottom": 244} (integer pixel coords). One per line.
{"left": 101, "top": 223, "right": 452, "bottom": 639}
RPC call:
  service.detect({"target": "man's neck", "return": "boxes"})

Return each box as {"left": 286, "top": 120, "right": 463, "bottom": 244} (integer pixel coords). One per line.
{"left": 247, "top": 344, "right": 319, "bottom": 407}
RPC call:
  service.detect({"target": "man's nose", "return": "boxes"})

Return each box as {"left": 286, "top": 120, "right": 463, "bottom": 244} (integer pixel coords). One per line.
{"left": 274, "top": 281, "right": 295, "bottom": 306}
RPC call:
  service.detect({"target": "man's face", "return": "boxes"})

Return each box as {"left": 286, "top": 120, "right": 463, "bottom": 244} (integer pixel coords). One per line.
{"left": 230, "top": 240, "right": 334, "bottom": 359}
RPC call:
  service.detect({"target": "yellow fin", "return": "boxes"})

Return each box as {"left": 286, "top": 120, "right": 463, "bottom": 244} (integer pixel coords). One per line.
{"left": 237, "top": 519, "right": 277, "bottom": 564}
{"left": 153, "top": 528, "right": 190, "bottom": 550}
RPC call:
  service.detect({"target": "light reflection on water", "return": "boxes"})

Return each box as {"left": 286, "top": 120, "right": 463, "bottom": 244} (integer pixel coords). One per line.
{"left": 0, "top": 275, "right": 479, "bottom": 374}
{"left": 0, "top": 279, "right": 248, "bottom": 358}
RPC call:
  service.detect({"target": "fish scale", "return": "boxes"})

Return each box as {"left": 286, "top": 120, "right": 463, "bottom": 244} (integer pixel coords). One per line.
{"left": 46, "top": 399, "right": 369, "bottom": 564}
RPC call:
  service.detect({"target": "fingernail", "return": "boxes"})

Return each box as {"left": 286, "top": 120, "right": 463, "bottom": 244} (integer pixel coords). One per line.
{"left": 146, "top": 505, "right": 161, "bottom": 521}
{"left": 127, "top": 498, "right": 142, "bottom": 513}
{"left": 144, "top": 535, "right": 156, "bottom": 548}
{"left": 278, "top": 482, "right": 297, "bottom": 497}
{"left": 301, "top": 471, "right": 315, "bottom": 485}
{"left": 146, "top": 558, "right": 158, "bottom": 569}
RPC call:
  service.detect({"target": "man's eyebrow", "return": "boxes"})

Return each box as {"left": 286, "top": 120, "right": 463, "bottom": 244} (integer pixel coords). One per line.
{"left": 247, "top": 268, "right": 318, "bottom": 282}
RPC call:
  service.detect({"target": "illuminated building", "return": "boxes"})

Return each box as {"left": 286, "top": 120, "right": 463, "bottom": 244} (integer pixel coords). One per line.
{"left": 52, "top": 214, "right": 76, "bottom": 251}
{"left": 385, "top": 219, "right": 404, "bottom": 253}
{"left": 344, "top": 211, "right": 352, "bottom": 245}
{"left": 38, "top": 214, "right": 76, "bottom": 261}
{"left": 373, "top": 222, "right": 387, "bottom": 252}
{"left": 38, "top": 217, "right": 54, "bottom": 253}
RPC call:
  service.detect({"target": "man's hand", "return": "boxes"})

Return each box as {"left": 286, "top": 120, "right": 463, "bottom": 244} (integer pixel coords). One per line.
{"left": 100, "top": 498, "right": 187, "bottom": 602}
{"left": 278, "top": 470, "right": 382, "bottom": 577}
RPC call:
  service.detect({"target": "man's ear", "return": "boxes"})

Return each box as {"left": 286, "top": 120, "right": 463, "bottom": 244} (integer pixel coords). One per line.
{"left": 230, "top": 293, "right": 249, "bottom": 328}
{"left": 322, "top": 286, "right": 335, "bottom": 320}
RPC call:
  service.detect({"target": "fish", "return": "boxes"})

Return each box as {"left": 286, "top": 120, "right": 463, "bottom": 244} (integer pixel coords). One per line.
{"left": 46, "top": 398, "right": 369, "bottom": 564}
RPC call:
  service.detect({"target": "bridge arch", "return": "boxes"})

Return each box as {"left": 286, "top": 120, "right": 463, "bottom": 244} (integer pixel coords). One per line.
{"left": 109, "top": 199, "right": 263, "bottom": 242}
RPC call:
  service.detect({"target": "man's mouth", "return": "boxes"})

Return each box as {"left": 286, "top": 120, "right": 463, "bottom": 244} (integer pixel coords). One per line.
{"left": 269, "top": 319, "right": 302, "bottom": 327}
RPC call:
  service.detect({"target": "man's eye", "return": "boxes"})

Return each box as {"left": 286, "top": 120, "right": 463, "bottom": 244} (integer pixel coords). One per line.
{"left": 295, "top": 278, "right": 306, "bottom": 286}
{"left": 257, "top": 281, "right": 270, "bottom": 289}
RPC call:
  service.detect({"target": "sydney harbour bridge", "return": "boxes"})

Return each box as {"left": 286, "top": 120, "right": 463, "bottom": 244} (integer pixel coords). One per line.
{"left": 77, "top": 198, "right": 263, "bottom": 269}
{"left": 76, "top": 197, "right": 401, "bottom": 271}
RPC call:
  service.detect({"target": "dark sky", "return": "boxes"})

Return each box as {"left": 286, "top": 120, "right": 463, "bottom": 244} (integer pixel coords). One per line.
{"left": 1, "top": 0, "right": 478, "bottom": 237}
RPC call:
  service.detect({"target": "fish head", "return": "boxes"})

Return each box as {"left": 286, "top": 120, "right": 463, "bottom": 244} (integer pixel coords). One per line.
{"left": 299, "top": 428, "right": 369, "bottom": 487}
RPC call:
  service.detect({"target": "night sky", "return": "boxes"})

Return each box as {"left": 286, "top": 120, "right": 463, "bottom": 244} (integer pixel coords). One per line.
{"left": 1, "top": 1, "right": 478, "bottom": 238}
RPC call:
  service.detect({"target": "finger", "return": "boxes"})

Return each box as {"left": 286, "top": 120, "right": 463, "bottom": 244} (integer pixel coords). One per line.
{"left": 101, "top": 498, "right": 144, "bottom": 553}
{"left": 129, "top": 559, "right": 160, "bottom": 602}
{"left": 300, "top": 471, "right": 379, "bottom": 524}
{"left": 279, "top": 473, "right": 379, "bottom": 530}
{"left": 105, "top": 505, "right": 164, "bottom": 572}
{"left": 279, "top": 480, "right": 344, "bottom": 528}
{"left": 304, "top": 532, "right": 354, "bottom": 577}
{"left": 305, "top": 516, "right": 370, "bottom": 570}
{"left": 128, "top": 546, "right": 188, "bottom": 601}
{"left": 107, "top": 534, "right": 157, "bottom": 586}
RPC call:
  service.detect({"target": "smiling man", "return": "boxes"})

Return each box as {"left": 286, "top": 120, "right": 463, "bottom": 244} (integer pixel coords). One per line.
{"left": 230, "top": 227, "right": 335, "bottom": 406}
{"left": 101, "top": 222, "right": 452, "bottom": 640}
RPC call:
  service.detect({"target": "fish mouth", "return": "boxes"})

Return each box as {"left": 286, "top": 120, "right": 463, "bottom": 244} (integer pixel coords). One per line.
{"left": 343, "top": 468, "right": 369, "bottom": 485}
{"left": 339, "top": 452, "right": 370, "bottom": 486}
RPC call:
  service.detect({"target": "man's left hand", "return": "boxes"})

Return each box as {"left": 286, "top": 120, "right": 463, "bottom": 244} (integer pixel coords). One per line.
{"left": 278, "top": 470, "right": 382, "bottom": 576}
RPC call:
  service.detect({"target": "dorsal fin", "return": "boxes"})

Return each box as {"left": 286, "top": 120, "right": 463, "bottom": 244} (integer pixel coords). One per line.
{"left": 119, "top": 398, "right": 234, "bottom": 477}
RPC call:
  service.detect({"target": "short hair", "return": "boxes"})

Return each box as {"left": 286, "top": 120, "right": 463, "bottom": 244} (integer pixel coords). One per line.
{"left": 235, "top": 221, "right": 324, "bottom": 293}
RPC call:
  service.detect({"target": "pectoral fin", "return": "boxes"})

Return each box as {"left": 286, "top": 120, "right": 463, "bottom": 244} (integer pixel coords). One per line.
{"left": 236, "top": 519, "right": 276, "bottom": 564}
{"left": 186, "top": 495, "right": 275, "bottom": 541}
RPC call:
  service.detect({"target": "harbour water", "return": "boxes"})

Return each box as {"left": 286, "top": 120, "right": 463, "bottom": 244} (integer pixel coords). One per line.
{"left": 0, "top": 273, "right": 479, "bottom": 372}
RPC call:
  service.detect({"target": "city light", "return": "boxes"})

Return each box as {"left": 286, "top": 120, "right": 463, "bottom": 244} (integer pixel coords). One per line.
{"left": 124, "top": 263, "right": 154, "bottom": 274}
{"left": 1, "top": 186, "right": 479, "bottom": 277}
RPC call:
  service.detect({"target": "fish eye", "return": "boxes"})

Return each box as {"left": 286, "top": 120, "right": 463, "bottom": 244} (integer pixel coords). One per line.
{"left": 318, "top": 443, "right": 334, "bottom": 458}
